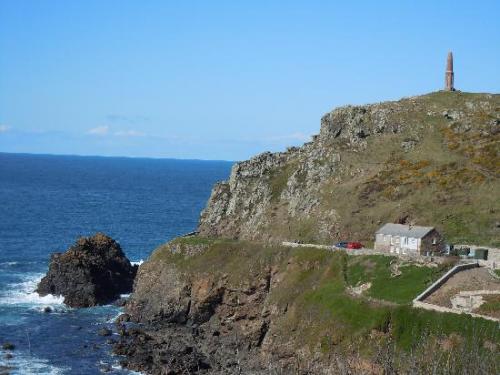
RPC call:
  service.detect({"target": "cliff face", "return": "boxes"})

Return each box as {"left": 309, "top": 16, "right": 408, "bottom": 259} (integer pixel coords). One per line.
{"left": 120, "top": 240, "right": 301, "bottom": 374}
{"left": 199, "top": 92, "right": 500, "bottom": 246}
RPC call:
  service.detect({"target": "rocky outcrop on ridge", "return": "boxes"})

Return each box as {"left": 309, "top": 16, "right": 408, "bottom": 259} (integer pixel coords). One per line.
{"left": 198, "top": 92, "right": 500, "bottom": 246}
{"left": 37, "top": 233, "right": 138, "bottom": 307}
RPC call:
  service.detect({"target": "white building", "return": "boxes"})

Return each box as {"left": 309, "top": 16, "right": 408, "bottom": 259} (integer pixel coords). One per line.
{"left": 374, "top": 223, "right": 445, "bottom": 256}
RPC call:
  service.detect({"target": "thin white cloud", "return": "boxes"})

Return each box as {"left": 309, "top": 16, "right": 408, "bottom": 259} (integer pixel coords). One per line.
{"left": 106, "top": 114, "right": 150, "bottom": 125}
{"left": 86, "top": 125, "right": 147, "bottom": 138}
{"left": 114, "top": 129, "right": 146, "bottom": 137}
{"left": 87, "top": 125, "right": 110, "bottom": 136}
{"left": 0, "top": 124, "right": 11, "bottom": 133}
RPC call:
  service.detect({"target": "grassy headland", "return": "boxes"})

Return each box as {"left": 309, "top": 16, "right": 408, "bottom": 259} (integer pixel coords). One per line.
{"left": 151, "top": 237, "right": 499, "bottom": 359}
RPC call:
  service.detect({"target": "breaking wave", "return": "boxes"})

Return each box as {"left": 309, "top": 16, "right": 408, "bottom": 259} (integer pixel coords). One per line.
{"left": 0, "top": 261, "right": 19, "bottom": 267}
{"left": 0, "top": 273, "right": 65, "bottom": 307}
{"left": 0, "top": 351, "right": 70, "bottom": 375}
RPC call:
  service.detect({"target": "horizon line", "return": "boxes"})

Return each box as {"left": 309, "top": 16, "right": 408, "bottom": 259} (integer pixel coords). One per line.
{"left": 0, "top": 151, "right": 236, "bottom": 164}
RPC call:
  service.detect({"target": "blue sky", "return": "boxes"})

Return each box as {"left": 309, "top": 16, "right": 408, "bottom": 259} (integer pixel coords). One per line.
{"left": 0, "top": 1, "right": 498, "bottom": 160}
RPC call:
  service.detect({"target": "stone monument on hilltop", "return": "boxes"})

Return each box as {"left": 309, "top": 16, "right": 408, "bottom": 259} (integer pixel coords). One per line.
{"left": 444, "top": 51, "right": 455, "bottom": 91}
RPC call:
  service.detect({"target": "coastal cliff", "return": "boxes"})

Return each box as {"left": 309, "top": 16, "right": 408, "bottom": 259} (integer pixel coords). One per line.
{"left": 118, "top": 91, "right": 500, "bottom": 374}
{"left": 199, "top": 91, "right": 500, "bottom": 246}
{"left": 118, "top": 238, "right": 499, "bottom": 374}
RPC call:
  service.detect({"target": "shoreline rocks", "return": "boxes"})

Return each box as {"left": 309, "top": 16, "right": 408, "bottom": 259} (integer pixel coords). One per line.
{"left": 1, "top": 342, "right": 15, "bottom": 351}
{"left": 37, "top": 233, "right": 138, "bottom": 308}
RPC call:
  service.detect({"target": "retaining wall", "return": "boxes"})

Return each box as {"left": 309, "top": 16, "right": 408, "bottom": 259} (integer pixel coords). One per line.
{"left": 412, "top": 262, "right": 500, "bottom": 322}
{"left": 413, "top": 262, "right": 479, "bottom": 302}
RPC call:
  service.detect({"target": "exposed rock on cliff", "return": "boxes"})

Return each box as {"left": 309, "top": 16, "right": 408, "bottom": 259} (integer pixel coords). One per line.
{"left": 121, "top": 239, "right": 276, "bottom": 374}
{"left": 199, "top": 92, "right": 500, "bottom": 246}
{"left": 37, "top": 233, "right": 137, "bottom": 307}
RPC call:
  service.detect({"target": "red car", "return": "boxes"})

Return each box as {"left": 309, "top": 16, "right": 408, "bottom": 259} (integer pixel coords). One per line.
{"left": 347, "top": 242, "right": 363, "bottom": 249}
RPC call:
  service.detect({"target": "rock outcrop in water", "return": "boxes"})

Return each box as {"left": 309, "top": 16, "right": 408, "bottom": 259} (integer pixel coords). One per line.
{"left": 37, "top": 233, "right": 138, "bottom": 307}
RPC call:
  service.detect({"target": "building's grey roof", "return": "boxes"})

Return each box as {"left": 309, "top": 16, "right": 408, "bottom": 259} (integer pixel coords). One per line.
{"left": 376, "top": 223, "right": 434, "bottom": 239}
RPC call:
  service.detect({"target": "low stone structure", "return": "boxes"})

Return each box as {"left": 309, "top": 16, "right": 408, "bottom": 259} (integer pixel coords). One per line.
{"left": 451, "top": 290, "right": 500, "bottom": 312}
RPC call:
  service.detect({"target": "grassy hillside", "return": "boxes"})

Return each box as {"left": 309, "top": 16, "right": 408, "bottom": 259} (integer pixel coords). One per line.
{"left": 345, "top": 255, "right": 451, "bottom": 304}
{"left": 200, "top": 91, "right": 500, "bottom": 247}
{"left": 324, "top": 95, "right": 498, "bottom": 245}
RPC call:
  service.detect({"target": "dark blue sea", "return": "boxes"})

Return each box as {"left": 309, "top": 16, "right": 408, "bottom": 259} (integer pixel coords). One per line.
{"left": 0, "top": 153, "right": 232, "bottom": 374}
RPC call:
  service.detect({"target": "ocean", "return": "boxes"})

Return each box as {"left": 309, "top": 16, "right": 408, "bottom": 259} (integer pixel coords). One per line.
{"left": 0, "top": 153, "right": 233, "bottom": 374}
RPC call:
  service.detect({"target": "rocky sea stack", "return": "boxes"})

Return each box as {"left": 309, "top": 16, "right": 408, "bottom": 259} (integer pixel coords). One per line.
{"left": 37, "top": 233, "right": 138, "bottom": 307}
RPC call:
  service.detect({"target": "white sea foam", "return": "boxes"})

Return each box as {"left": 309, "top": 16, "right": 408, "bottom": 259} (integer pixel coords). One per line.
{"left": 111, "top": 363, "right": 145, "bottom": 374}
{"left": 0, "top": 261, "right": 19, "bottom": 267}
{"left": 0, "top": 350, "right": 69, "bottom": 374}
{"left": 106, "top": 311, "right": 124, "bottom": 323}
{"left": 0, "top": 273, "right": 65, "bottom": 307}
{"left": 131, "top": 259, "right": 144, "bottom": 266}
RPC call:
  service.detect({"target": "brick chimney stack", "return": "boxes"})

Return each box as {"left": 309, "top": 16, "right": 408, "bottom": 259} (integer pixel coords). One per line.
{"left": 444, "top": 51, "right": 455, "bottom": 91}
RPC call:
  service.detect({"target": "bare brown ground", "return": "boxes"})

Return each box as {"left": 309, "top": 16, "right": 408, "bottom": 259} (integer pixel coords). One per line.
{"left": 424, "top": 267, "right": 500, "bottom": 307}
{"left": 475, "top": 294, "right": 500, "bottom": 319}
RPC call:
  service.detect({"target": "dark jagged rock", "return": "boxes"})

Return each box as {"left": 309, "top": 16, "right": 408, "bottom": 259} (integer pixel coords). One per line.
{"left": 98, "top": 328, "right": 112, "bottom": 337}
{"left": 37, "top": 233, "right": 138, "bottom": 308}
{"left": 113, "top": 326, "right": 211, "bottom": 375}
{"left": 116, "top": 313, "right": 131, "bottom": 324}
{"left": 0, "top": 365, "right": 15, "bottom": 375}
{"left": 112, "top": 297, "right": 128, "bottom": 307}
{"left": 1, "top": 342, "right": 15, "bottom": 350}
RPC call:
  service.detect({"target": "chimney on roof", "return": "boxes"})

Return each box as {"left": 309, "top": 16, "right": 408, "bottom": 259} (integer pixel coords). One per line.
{"left": 444, "top": 51, "right": 455, "bottom": 91}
